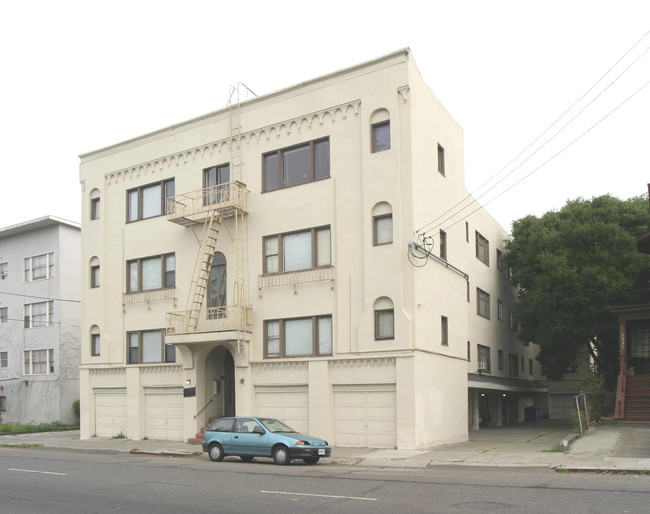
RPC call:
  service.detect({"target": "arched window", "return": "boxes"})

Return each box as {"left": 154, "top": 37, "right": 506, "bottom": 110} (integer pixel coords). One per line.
{"left": 372, "top": 202, "right": 393, "bottom": 246}
{"left": 90, "top": 325, "right": 100, "bottom": 356}
{"left": 374, "top": 297, "right": 394, "bottom": 340}
{"left": 370, "top": 109, "right": 390, "bottom": 153}
{"left": 208, "top": 253, "right": 227, "bottom": 318}
{"left": 89, "top": 257, "right": 100, "bottom": 288}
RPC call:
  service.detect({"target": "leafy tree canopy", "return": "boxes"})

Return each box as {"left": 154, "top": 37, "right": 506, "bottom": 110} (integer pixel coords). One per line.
{"left": 504, "top": 194, "right": 650, "bottom": 386}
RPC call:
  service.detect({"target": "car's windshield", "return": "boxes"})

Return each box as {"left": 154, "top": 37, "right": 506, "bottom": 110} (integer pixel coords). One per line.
{"left": 259, "top": 418, "right": 297, "bottom": 433}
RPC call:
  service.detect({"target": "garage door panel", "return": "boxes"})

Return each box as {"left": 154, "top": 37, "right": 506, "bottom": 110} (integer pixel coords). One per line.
{"left": 145, "top": 389, "right": 183, "bottom": 441}
{"left": 256, "top": 386, "right": 309, "bottom": 434}
{"left": 95, "top": 389, "right": 127, "bottom": 438}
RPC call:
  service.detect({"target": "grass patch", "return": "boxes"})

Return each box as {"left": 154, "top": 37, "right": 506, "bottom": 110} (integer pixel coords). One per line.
{"left": 1, "top": 443, "right": 45, "bottom": 449}
{"left": 542, "top": 444, "right": 564, "bottom": 453}
{"left": 190, "top": 451, "right": 203, "bottom": 457}
{"left": 0, "top": 421, "right": 79, "bottom": 434}
{"left": 112, "top": 432, "right": 127, "bottom": 439}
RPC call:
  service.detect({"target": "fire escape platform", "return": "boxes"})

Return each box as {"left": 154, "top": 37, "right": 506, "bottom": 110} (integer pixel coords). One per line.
{"left": 167, "top": 181, "right": 247, "bottom": 226}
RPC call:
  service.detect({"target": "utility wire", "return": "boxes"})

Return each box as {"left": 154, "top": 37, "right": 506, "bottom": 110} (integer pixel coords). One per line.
{"left": 416, "top": 29, "right": 650, "bottom": 237}
{"left": 0, "top": 290, "right": 81, "bottom": 303}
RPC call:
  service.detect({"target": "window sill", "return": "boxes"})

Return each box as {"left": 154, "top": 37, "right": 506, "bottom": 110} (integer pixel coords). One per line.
{"left": 123, "top": 288, "right": 177, "bottom": 306}
{"left": 258, "top": 266, "right": 334, "bottom": 289}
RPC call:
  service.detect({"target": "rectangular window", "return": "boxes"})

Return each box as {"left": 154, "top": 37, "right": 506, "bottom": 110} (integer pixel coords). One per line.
{"left": 24, "top": 349, "right": 54, "bottom": 375}
{"left": 467, "top": 341, "right": 471, "bottom": 360}
{"left": 0, "top": 307, "right": 7, "bottom": 323}
{"left": 371, "top": 121, "right": 390, "bottom": 152}
{"left": 497, "top": 299, "right": 503, "bottom": 321}
{"left": 630, "top": 320, "right": 650, "bottom": 358}
{"left": 91, "top": 265, "right": 100, "bottom": 288}
{"left": 263, "top": 227, "right": 330, "bottom": 274}
{"left": 264, "top": 315, "right": 332, "bottom": 358}
{"left": 127, "top": 253, "right": 175, "bottom": 292}
{"left": 263, "top": 138, "right": 330, "bottom": 192}
{"left": 475, "top": 232, "right": 489, "bottom": 265}
{"left": 25, "top": 252, "right": 54, "bottom": 281}
{"left": 127, "top": 179, "right": 175, "bottom": 222}
{"left": 441, "top": 316, "right": 448, "bottom": 346}
{"left": 476, "top": 288, "right": 490, "bottom": 319}
{"left": 0, "top": 396, "right": 5, "bottom": 412}
{"left": 509, "top": 353, "right": 519, "bottom": 377}
{"left": 0, "top": 351, "right": 7, "bottom": 368}
{"left": 375, "top": 309, "right": 394, "bottom": 340}
{"left": 529, "top": 358, "right": 534, "bottom": 375}
{"left": 521, "top": 356, "right": 525, "bottom": 372}
{"left": 437, "top": 143, "right": 445, "bottom": 176}
{"left": 127, "top": 330, "right": 174, "bottom": 364}
{"left": 91, "top": 334, "right": 100, "bottom": 356}
{"left": 374, "top": 214, "right": 393, "bottom": 246}
{"left": 439, "top": 230, "right": 447, "bottom": 260}
{"left": 0, "top": 262, "right": 7, "bottom": 279}
{"left": 496, "top": 249, "right": 503, "bottom": 271}
{"left": 203, "top": 163, "right": 230, "bottom": 205}
{"left": 478, "top": 344, "right": 491, "bottom": 372}
{"left": 91, "top": 197, "right": 100, "bottom": 220}
{"left": 509, "top": 310, "right": 518, "bottom": 331}
{"left": 465, "top": 222, "right": 469, "bottom": 243}
{"left": 498, "top": 350, "right": 504, "bottom": 371}
{"left": 24, "top": 301, "right": 54, "bottom": 328}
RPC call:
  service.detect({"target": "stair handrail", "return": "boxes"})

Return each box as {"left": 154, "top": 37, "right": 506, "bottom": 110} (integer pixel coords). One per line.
{"left": 194, "top": 398, "right": 214, "bottom": 420}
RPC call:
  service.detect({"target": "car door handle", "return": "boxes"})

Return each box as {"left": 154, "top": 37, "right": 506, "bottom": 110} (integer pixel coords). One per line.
{"left": 234, "top": 436, "right": 239, "bottom": 439}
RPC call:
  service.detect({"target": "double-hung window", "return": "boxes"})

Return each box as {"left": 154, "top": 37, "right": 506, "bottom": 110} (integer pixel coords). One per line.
{"left": 263, "top": 227, "right": 330, "bottom": 274}
{"left": 373, "top": 214, "right": 393, "bottom": 246}
{"left": 375, "top": 309, "right": 394, "bottom": 340}
{"left": 264, "top": 315, "right": 332, "bottom": 358}
{"left": 478, "top": 344, "right": 491, "bottom": 372}
{"left": 371, "top": 121, "right": 390, "bottom": 152}
{"left": 204, "top": 163, "right": 230, "bottom": 205}
{"left": 0, "top": 262, "right": 7, "bottom": 279}
{"left": 25, "top": 253, "right": 54, "bottom": 281}
{"left": 0, "top": 307, "right": 7, "bottom": 324}
{"left": 475, "top": 232, "right": 489, "bottom": 265}
{"left": 24, "top": 301, "right": 54, "bottom": 328}
{"left": 24, "top": 349, "right": 54, "bottom": 375}
{"left": 263, "top": 138, "right": 330, "bottom": 192}
{"left": 127, "top": 253, "right": 175, "bottom": 292}
{"left": 127, "top": 179, "right": 175, "bottom": 222}
{"left": 0, "top": 351, "right": 7, "bottom": 367}
{"left": 127, "top": 329, "right": 175, "bottom": 364}
{"left": 476, "top": 288, "right": 490, "bottom": 319}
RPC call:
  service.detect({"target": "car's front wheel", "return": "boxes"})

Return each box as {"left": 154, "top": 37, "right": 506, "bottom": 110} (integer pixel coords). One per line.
{"left": 208, "top": 443, "right": 224, "bottom": 462}
{"left": 272, "top": 445, "right": 291, "bottom": 465}
{"left": 303, "top": 457, "right": 320, "bottom": 465}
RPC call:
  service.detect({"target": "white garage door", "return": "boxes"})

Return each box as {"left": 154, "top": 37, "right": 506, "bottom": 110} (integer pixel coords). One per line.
{"left": 95, "top": 388, "right": 127, "bottom": 438}
{"left": 145, "top": 388, "right": 184, "bottom": 441}
{"left": 334, "top": 384, "right": 396, "bottom": 448}
{"left": 549, "top": 393, "right": 576, "bottom": 420}
{"left": 255, "top": 385, "right": 309, "bottom": 434}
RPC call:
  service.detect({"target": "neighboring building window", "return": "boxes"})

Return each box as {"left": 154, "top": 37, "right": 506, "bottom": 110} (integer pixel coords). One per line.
{"left": 437, "top": 144, "right": 445, "bottom": 176}
{"left": 371, "top": 121, "right": 391, "bottom": 152}
{"left": 0, "top": 307, "right": 7, "bottom": 323}
{"left": 203, "top": 163, "right": 230, "bottom": 205}
{"left": 476, "top": 288, "right": 490, "bottom": 319}
{"left": 509, "top": 353, "right": 519, "bottom": 377}
{"left": 475, "top": 232, "right": 489, "bottom": 266}
{"left": 91, "top": 265, "right": 100, "bottom": 288}
{"left": 529, "top": 358, "right": 534, "bottom": 375}
{"left": 374, "top": 214, "right": 393, "bottom": 246}
{"left": 497, "top": 299, "right": 503, "bottom": 321}
{"left": 0, "top": 351, "right": 7, "bottom": 368}
{"left": 262, "top": 138, "right": 330, "bottom": 192}
{"left": 0, "top": 262, "right": 7, "bottom": 279}
{"left": 264, "top": 315, "right": 332, "bottom": 358}
{"left": 24, "top": 349, "right": 54, "bottom": 375}
{"left": 127, "top": 329, "right": 175, "bottom": 364}
{"left": 441, "top": 316, "right": 448, "bottom": 346}
{"left": 127, "top": 179, "right": 175, "bottom": 222}
{"left": 127, "top": 253, "right": 175, "bottom": 292}
{"left": 91, "top": 197, "right": 100, "bottom": 220}
{"left": 25, "top": 252, "right": 54, "bottom": 281}
{"left": 629, "top": 320, "right": 650, "bottom": 358}
{"left": 0, "top": 396, "right": 5, "bottom": 412}
{"left": 439, "top": 230, "right": 447, "bottom": 260}
{"left": 91, "top": 334, "right": 100, "bottom": 356}
{"left": 263, "top": 227, "right": 331, "bottom": 274}
{"left": 478, "top": 344, "right": 491, "bottom": 372}
{"left": 496, "top": 249, "right": 503, "bottom": 271}
{"left": 375, "top": 309, "right": 394, "bottom": 340}
{"left": 498, "top": 350, "right": 504, "bottom": 371}
{"left": 24, "top": 301, "right": 54, "bottom": 328}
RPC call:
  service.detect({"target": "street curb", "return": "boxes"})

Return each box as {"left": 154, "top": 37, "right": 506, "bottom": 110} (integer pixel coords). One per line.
{"left": 553, "top": 466, "right": 650, "bottom": 474}
{"left": 129, "top": 450, "right": 195, "bottom": 457}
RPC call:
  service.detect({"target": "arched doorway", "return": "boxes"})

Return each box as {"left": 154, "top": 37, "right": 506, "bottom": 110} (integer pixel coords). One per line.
{"left": 204, "top": 346, "right": 235, "bottom": 420}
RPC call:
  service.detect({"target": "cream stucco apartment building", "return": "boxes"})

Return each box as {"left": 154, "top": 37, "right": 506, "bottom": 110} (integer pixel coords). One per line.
{"left": 79, "top": 49, "right": 545, "bottom": 449}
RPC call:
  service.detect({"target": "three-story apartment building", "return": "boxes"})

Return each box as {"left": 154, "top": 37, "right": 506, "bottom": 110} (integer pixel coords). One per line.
{"left": 79, "top": 49, "right": 544, "bottom": 448}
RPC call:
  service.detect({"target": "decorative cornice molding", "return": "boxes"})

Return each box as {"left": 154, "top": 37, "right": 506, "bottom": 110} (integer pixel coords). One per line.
{"left": 397, "top": 86, "right": 410, "bottom": 104}
{"left": 141, "top": 365, "right": 183, "bottom": 375}
{"left": 329, "top": 357, "right": 396, "bottom": 369}
{"left": 105, "top": 100, "right": 361, "bottom": 186}
{"left": 89, "top": 367, "right": 126, "bottom": 376}
{"left": 251, "top": 361, "right": 309, "bottom": 372}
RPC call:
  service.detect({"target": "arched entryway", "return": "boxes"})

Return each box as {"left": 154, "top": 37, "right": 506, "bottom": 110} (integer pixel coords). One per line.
{"left": 204, "top": 346, "right": 235, "bottom": 420}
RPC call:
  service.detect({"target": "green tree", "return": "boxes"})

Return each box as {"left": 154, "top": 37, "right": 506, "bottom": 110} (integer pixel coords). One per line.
{"left": 504, "top": 195, "right": 650, "bottom": 387}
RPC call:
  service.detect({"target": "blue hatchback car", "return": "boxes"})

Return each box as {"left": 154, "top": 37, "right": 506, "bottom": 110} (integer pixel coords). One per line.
{"left": 202, "top": 416, "right": 331, "bottom": 465}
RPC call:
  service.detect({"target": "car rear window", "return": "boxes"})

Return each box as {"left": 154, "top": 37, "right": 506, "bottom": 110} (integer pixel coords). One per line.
{"left": 208, "top": 418, "right": 234, "bottom": 432}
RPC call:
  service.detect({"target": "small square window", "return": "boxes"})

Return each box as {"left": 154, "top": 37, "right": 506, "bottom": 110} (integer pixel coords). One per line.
{"left": 371, "top": 121, "right": 391, "bottom": 153}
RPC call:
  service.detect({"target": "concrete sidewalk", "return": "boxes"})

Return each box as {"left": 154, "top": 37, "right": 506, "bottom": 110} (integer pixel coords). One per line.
{"left": 1, "top": 420, "right": 648, "bottom": 472}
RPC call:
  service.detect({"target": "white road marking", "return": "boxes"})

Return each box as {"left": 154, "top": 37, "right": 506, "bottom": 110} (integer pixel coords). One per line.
{"left": 9, "top": 468, "right": 67, "bottom": 476}
{"left": 261, "top": 490, "right": 376, "bottom": 501}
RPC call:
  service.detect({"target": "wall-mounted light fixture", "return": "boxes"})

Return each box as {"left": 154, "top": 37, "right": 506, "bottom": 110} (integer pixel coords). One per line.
{"left": 185, "top": 379, "right": 191, "bottom": 386}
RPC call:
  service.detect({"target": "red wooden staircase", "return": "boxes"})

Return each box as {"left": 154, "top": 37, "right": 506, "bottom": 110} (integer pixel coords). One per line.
{"left": 188, "top": 418, "right": 218, "bottom": 445}
{"left": 624, "top": 374, "right": 650, "bottom": 421}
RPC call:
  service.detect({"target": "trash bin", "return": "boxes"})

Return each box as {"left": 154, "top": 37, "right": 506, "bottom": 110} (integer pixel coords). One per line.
{"left": 524, "top": 405, "right": 542, "bottom": 422}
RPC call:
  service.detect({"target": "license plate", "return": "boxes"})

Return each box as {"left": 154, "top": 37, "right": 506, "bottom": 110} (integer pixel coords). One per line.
{"left": 318, "top": 449, "right": 326, "bottom": 456}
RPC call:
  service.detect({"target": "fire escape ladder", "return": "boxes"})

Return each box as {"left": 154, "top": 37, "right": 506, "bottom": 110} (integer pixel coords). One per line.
{"left": 187, "top": 211, "right": 223, "bottom": 332}
{"left": 228, "top": 85, "right": 243, "bottom": 184}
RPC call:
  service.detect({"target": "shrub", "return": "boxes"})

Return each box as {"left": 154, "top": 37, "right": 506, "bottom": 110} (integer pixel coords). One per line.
{"left": 582, "top": 373, "right": 605, "bottom": 421}
{"left": 72, "top": 400, "right": 80, "bottom": 419}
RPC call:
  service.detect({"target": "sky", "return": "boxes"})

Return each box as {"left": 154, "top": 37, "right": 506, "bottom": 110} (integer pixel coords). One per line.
{"left": 1, "top": 0, "right": 648, "bottom": 233}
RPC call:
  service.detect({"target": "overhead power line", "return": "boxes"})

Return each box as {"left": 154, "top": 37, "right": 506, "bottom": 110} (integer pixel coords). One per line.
{"left": 0, "top": 290, "right": 81, "bottom": 304}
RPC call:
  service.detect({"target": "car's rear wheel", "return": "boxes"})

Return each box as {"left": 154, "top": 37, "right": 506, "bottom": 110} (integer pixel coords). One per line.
{"left": 272, "top": 445, "right": 291, "bottom": 465}
{"left": 240, "top": 456, "right": 254, "bottom": 463}
{"left": 208, "top": 443, "right": 224, "bottom": 462}
{"left": 303, "top": 457, "right": 320, "bottom": 465}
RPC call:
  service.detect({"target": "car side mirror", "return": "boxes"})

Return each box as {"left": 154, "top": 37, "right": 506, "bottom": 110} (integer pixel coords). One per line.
{"left": 253, "top": 426, "right": 265, "bottom": 434}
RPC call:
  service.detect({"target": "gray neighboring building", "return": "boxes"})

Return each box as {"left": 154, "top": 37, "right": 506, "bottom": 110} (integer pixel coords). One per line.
{"left": 0, "top": 216, "right": 81, "bottom": 424}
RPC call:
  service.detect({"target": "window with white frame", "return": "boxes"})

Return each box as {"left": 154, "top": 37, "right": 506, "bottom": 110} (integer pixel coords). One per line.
{"left": 90, "top": 326, "right": 100, "bottom": 356}
{"left": 478, "top": 344, "right": 491, "bottom": 372}
{"left": 475, "top": 231, "right": 489, "bottom": 266}
{"left": 373, "top": 214, "right": 393, "bottom": 246}
{"left": 24, "top": 349, "right": 54, "bottom": 375}
{"left": 264, "top": 315, "right": 332, "bottom": 358}
{"left": 25, "top": 253, "right": 54, "bottom": 281}
{"left": 374, "top": 297, "right": 395, "bottom": 340}
{"left": 0, "top": 262, "right": 7, "bottom": 279}
{"left": 0, "top": 307, "right": 7, "bottom": 323}
{"left": 127, "top": 179, "right": 175, "bottom": 222}
{"left": 127, "top": 329, "right": 175, "bottom": 364}
{"left": 476, "top": 288, "right": 490, "bottom": 319}
{"left": 263, "top": 227, "right": 330, "bottom": 274}
{"left": 24, "top": 301, "right": 54, "bottom": 328}
{"left": 127, "top": 253, "right": 175, "bottom": 292}
{"left": 1, "top": 351, "right": 7, "bottom": 368}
